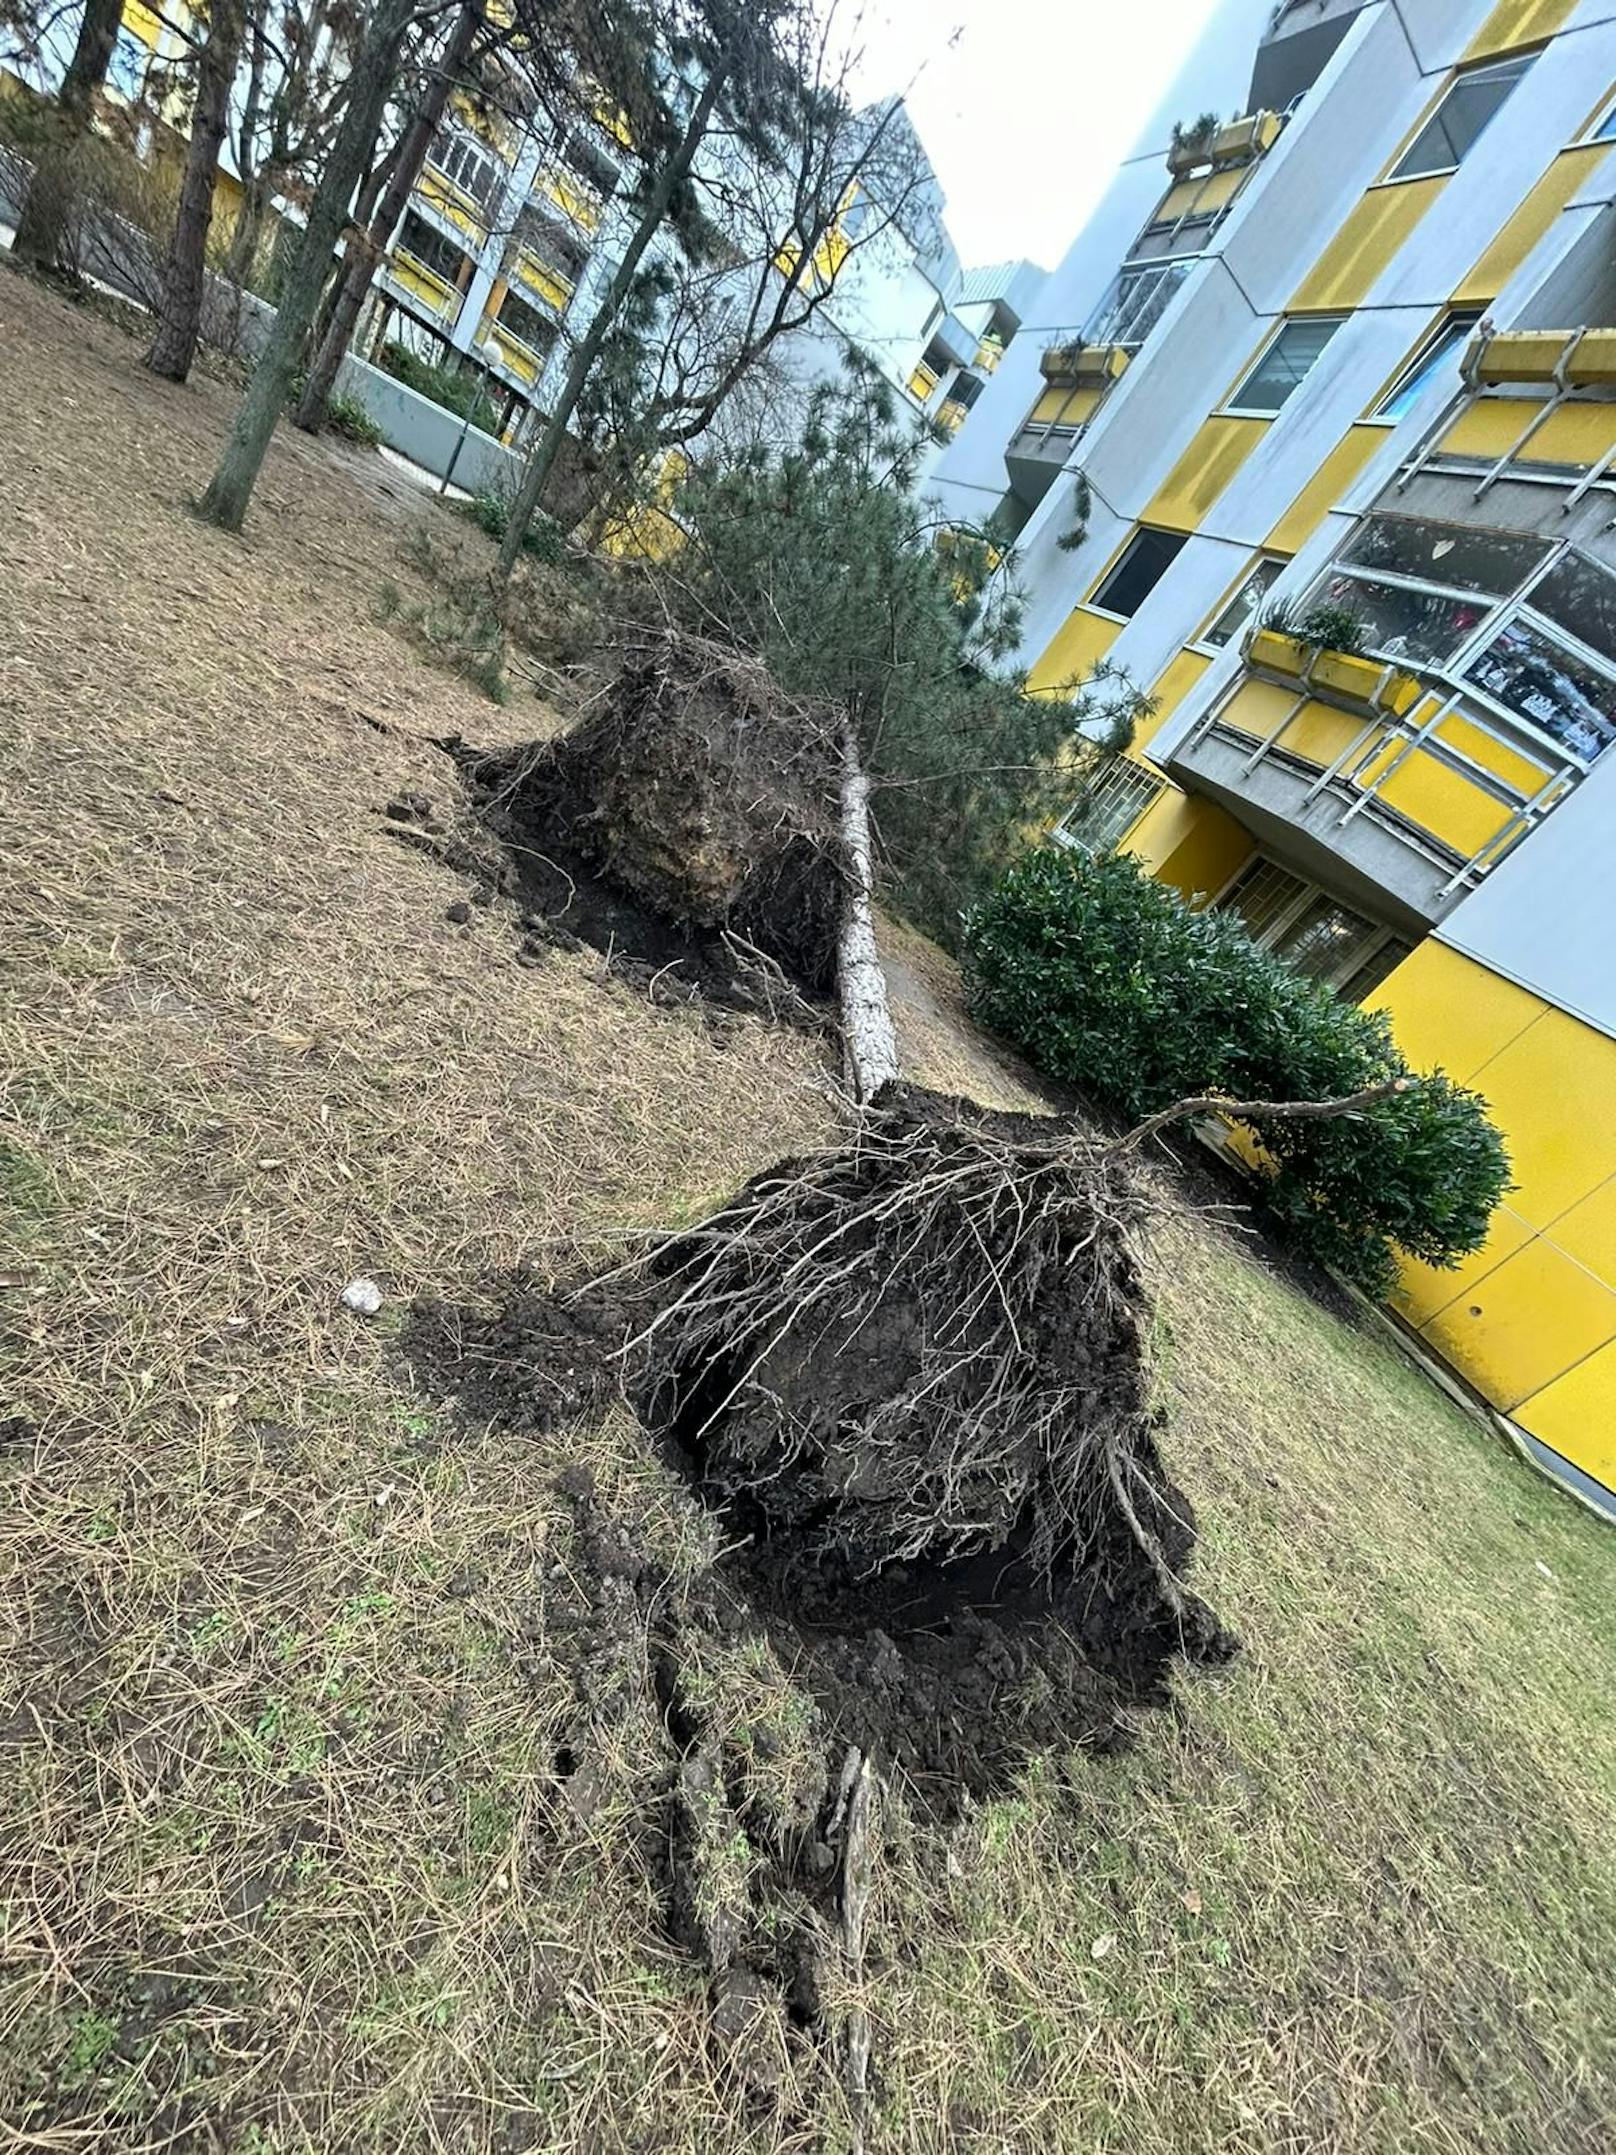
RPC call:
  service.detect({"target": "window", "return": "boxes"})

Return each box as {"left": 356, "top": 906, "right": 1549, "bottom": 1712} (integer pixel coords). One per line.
{"left": 1467, "top": 619, "right": 1616, "bottom": 763}
{"left": 1303, "top": 519, "right": 1616, "bottom": 764}
{"left": 1389, "top": 54, "right": 1533, "bottom": 182}
{"left": 1227, "top": 317, "right": 1344, "bottom": 414}
{"left": 1091, "top": 527, "right": 1188, "bottom": 619}
{"left": 1305, "top": 515, "right": 1547, "bottom": 666}
{"left": 1375, "top": 308, "right": 1483, "bottom": 421}
{"left": 1590, "top": 97, "right": 1616, "bottom": 144}
{"left": 1085, "top": 257, "right": 1192, "bottom": 350}
{"left": 1214, "top": 857, "right": 1408, "bottom": 998}
{"left": 397, "top": 212, "right": 470, "bottom": 290}
{"left": 496, "top": 291, "right": 557, "bottom": 356}
{"left": 1058, "top": 762, "right": 1163, "bottom": 854}
{"left": 1201, "top": 556, "right": 1284, "bottom": 648}
{"left": 434, "top": 131, "right": 502, "bottom": 212}
{"left": 560, "top": 129, "right": 616, "bottom": 198}
{"left": 515, "top": 207, "right": 587, "bottom": 285}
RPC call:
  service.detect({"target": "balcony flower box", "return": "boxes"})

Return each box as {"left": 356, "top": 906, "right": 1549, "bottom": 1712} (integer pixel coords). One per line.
{"left": 1247, "top": 629, "right": 1421, "bottom": 715}
{"left": 1039, "top": 341, "right": 1129, "bottom": 388}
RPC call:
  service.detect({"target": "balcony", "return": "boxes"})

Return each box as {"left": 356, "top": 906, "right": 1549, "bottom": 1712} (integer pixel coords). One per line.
{"left": 417, "top": 162, "right": 491, "bottom": 247}
{"left": 539, "top": 165, "right": 604, "bottom": 235}
{"left": 512, "top": 247, "right": 575, "bottom": 315}
{"left": 480, "top": 318, "right": 545, "bottom": 389}
{"left": 908, "top": 359, "right": 940, "bottom": 404}
{"left": 382, "top": 250, "right": 463, "bottom": 325}
{"left": 1165, "top": 626, "right": 1589, "bottom": 923}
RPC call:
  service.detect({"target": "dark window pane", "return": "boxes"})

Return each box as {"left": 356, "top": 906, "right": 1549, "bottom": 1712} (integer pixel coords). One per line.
{"left": 1338, "top": 517, "right": 1546, "bottom": 597}
{"left": 1391, "top": 55, "right": 1532, "bottom": 180}
{"left": 1230, "top": 317, "right": 1343, "bottom": 412}
{"left": 497, "top": 292, "right": 556, "bottom": 353}
{"left": 1528, "top": 551, "right": 1616, "bottom": 668}
{"left": 1309, "top": 569, "right": 1485, "bottom": 665}
{"left": 1204, "top": 557, "right": 1283, "bottom": 647}
{"left": 1092, "top": 528, "right": 1188, "bottom": 618}
{"left": 1340, "top": 937, "right": 1414, "bottom": 1003}
{"left": 1376, "top": 311, "right": 1483, "bottom": 420}
{"left": 1467, "top": 619, "right": 1616, "bottom": 762}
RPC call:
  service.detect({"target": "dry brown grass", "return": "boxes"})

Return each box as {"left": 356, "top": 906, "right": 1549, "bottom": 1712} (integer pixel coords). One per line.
{"left": 1, "top": 271, "right": 1614, "bottom": 2154}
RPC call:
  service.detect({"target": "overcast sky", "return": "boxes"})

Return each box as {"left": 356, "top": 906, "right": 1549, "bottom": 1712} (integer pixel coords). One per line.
{"left": 845, "top": 0, "right": 1224, "bottom": 272}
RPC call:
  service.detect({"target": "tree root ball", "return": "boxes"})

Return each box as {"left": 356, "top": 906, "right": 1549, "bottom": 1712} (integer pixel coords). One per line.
{"left": 631, "top": 1084, "right": 1235, "bottom": 1694}
{"left": 463, "top": 630, "right": 851, "bottom": 991}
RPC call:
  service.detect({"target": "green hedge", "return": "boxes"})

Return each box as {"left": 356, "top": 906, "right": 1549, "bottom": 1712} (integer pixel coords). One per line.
{"left": 377, "top": 341, "right": 498, "bottom": 433}
{"left": 960, "top": 846, "right": 1509, "bottom": 1296}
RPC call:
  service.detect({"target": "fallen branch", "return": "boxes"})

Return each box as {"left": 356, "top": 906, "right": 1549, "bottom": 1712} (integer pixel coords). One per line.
{"left": 1113, "top": 1076, "right": 1411, "bottom": 1157}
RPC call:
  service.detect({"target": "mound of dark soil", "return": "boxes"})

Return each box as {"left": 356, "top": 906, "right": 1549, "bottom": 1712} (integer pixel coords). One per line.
{"left": 458, "top": 630, "right": 850, "bottom": 999}
{"left": 405, "top": 1085, "right": 1235, "bottom": 1809}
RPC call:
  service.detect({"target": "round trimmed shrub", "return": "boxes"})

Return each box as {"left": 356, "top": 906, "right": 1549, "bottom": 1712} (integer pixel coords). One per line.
{"left": 961, "top": 846, "right": 1509, "bottom": 1296}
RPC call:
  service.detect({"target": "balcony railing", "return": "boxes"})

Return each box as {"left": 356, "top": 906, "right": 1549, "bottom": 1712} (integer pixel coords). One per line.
{"left": 384, "top": 250, "right": 462, "bottom": 323}
{"left": 417, "top": 162, "right": 492, "bottom": 245}
{"left": 480, "top": 319, "right": 546, "bottom": 388}
{"left": 512, "top": 248, "right": 575, "bottom": 314}
{"left": 539, "top": 165, "right": 604, "bottom": 234}
{"left": 1173, "top": 627, "right": 1589, "bottom": 900}
{"left": 1039, "top": 256, "right": 1198, "bottom": 384}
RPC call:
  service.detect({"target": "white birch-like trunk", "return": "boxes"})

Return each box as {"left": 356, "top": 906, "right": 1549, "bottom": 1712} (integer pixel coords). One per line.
{"left": 837, "top": 718, "right": 900, "bottom": 1103}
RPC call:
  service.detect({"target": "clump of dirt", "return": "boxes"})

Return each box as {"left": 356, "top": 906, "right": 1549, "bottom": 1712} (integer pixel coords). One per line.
{"left": 406, "top": 1085, "right": 1235, "bottom": 1809}
{"left": 457, "top": 628, "right": 850, "bottom": 1000}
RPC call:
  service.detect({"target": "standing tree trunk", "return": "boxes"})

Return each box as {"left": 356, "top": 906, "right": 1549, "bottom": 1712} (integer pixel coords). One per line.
{"left": 147, "top": 0, "right": 248, "bottom": 382}
{"left": 493, "top": 47, "right": 734, "bottom": 581}
{"left": 197, "top": 0, "right": 415, "bottom": 531}
{"left": 223, "top": 4, "right": 270, "bottom": 289}
{"left": 11, "top": 0, "right": 124, "bottom": 272}
{"left": 297, "top": 0, "right": 482, "bottom": 434}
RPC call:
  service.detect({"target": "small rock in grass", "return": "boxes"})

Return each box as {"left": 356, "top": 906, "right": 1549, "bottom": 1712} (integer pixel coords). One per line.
{"left": 445, "top": 899, "right": 473, "bottom": 925}
{"left": 341, "top": 1277, "right": 384, "bottom": 1317}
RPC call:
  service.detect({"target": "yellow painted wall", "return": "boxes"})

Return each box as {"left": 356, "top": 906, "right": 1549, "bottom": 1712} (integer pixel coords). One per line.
{"left": 1368, "top": 941, "right": 1616, "bottom": 1487}
{"left": 1453, "top": 144, "right": 1607, "bottom": 305}
{"left": 1266, "top": 424, "right": 1385, "bottom": 552}
{"left": 1125, "top": 784, "right": 1254, "bottom": 900}
{"left": 1290, "top": 179, "right": 1446, "bottom": 310}
{"left": 1143, "top": 416, "right": 1269, "bottom": 532}
{"left": 1027, "top": 384, "right": 1102, "bottom": 427}
{"left": 1134, "top": 648, "right": 1212, "bottom": 751}
{"left": 1440, "top": 395, "right": 1616, "bottom": 468}
{"left": 1463, "top": 0, "right": 1580, "bottom": 59}
{"left": 1027, "top": 607, "right": 1121, "bottom": 694}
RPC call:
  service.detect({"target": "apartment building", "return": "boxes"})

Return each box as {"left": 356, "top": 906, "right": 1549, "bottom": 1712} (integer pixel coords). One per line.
{"left": 931, "top": 0, "right": 1616, "bottom": 1514}
{"left": 364, "top": 65, "right": 1035, "bottom": 448}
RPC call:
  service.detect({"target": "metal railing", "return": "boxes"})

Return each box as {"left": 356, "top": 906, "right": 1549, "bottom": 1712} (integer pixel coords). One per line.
{"left": 1042, "top": 256, "right": 1198, "bottom": 366}
{"left": 1180, "top": 633, "right": 1588, "bottom": 897}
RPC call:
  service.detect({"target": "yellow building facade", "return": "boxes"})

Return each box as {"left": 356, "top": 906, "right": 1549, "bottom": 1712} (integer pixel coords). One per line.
{"left": 932, "top": 0, "right": 1616, "bottom": 1512}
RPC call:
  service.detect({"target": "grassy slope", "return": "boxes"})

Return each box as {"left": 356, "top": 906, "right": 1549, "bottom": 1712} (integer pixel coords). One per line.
{"left": 0, "top": 275, "right": 1612, "bottom": 2154}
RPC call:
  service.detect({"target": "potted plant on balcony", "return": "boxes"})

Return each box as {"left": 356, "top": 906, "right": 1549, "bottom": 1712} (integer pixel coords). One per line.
{"left": 1167, "top": 112, "right": 1220, "bottom": 174}
{"left": 1249, "top": 600, "right": 1421, "bottom": 714}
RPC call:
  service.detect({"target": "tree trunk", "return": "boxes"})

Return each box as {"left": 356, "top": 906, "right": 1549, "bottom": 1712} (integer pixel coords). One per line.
{"left": 297, "top": 0, "right": 481, "bottom": 434}
{"left": 147, "top": 0, "right": 248, "bottom": 382}
{"left": 197, "top": 0, "right": 416, "bottom": 531}
{"left": 493, "top": 47, "right": 734, "bottom": 581}
{"left": 223, "top": 9, "right": 269, "bottom": 289}
{"left": 11, "top": 0, "right": 124, "bottom": 272}
{"left": 837, "top": 719, "right": 899, "bottom": 1103}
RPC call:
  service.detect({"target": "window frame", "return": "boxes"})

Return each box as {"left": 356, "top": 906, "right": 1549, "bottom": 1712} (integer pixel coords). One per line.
{"left": 1370, "top": 307, "right": 1484, "bottom": 423}
{"left": 1194, "top": 553, "right": 1287, "bottom": 652}
{"left": 1222, "top": 314, "right": 1346, "bottom": 417}
{"left": 1208, "top": 855, "right": 1412, "bottom": 999}
{"left": 1302, "top": 523, "right": 1616, "bottom": 768}
{"left": 1385, "top": 53, "right": 1535, "bottom": 184}
{"left": 494, "top": 289, "right": 558, "bottom": 358}
{"left": 1088, "top": 526, "right": 1190, "bottom": 622}
{"left": 1583, "top": 91, "right": 1616, "bottom": 144}
{"left": 1054, "top": 760, "right": 1165, "bottom": 857}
